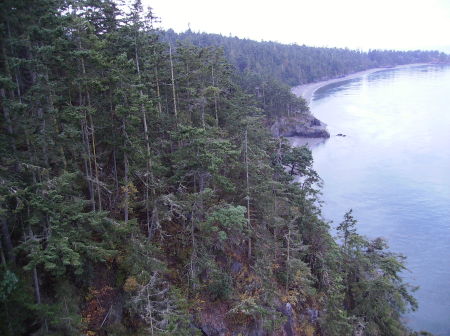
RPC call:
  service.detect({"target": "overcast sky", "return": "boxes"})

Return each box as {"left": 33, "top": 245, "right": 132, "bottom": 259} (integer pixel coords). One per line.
{"left": 143, "top": 0, "right": 450, "bottom": 53}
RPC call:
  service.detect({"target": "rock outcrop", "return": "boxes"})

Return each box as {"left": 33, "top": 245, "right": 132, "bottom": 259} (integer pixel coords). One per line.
{"left": 270, "top": 114, "right": 330, "bottom": 138}
{"left": 195, "top": 301, "right": 319, "bottom": 336}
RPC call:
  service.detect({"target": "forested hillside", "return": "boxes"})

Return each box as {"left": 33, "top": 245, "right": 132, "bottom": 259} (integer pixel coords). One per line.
{"left": 0, "top": 1, "right": 423, "bottom": 335}
{"left": 165, "top": 30, "right": 449, "bottom": 123}
{"left": 165, "top": 30, "right": 450, "bottom": 86}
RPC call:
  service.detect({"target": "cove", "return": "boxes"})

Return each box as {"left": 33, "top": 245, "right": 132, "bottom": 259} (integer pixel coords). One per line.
{"left": 291, "top": 64, "right": 450, "bottom": 335}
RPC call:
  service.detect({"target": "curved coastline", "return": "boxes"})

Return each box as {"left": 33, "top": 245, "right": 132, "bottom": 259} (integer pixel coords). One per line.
{"left": 292, "top": 63, "right": 430, "bottom": 104}
{"left": 293, "top": 64, "right": 450, "bottom": 335}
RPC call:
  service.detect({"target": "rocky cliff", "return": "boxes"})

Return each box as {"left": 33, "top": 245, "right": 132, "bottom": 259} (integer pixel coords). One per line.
{"left": 270, "top": 114, "right": 330, "bottom": 138}
{"left": 195, "top": 301, "right": 319, "bottom": 336}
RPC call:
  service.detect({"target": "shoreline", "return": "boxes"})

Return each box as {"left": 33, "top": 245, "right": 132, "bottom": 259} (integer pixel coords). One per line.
{"left": 291, "top": 63, "right": 430, "bottom": 104}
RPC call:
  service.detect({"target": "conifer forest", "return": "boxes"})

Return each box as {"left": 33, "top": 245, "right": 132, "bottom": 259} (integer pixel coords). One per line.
{"left": 1, "top": 1, "right": 445, "bottom": 335}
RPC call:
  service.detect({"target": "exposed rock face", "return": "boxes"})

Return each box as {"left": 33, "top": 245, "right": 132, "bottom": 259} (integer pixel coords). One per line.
{"left": 195, "top": 299, "right": 322, "bottom": 336}
{"left": 196, "top": 303, "right": 267, "bottom": 336}
{"left": 231, "top": 261, "right": 243, "bottom": 274}
{"left": 196, "top": 303, "right": 229, "bottom": 336}
{"left": 280, "top": 303, "right": 295, "bottom": 336}
{"left": 270, "top": 114, "right": 330, "bottom": 138}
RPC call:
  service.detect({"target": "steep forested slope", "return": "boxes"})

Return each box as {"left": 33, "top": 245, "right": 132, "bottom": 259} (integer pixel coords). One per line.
{"left": 0, "top": 1, "right": 422, "bottom": 335}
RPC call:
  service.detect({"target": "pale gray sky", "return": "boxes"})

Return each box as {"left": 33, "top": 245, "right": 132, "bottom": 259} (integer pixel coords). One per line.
{"left": 143, "top": 0, "right": 450, "bottom": 52}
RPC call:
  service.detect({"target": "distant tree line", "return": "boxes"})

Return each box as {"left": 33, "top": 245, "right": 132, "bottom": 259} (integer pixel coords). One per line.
{"left": 165, "top": 29, "right": 450, "bottom": 86}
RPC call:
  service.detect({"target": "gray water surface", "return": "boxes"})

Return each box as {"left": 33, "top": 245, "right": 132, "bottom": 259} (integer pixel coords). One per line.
{"left": 293, "top": 64, "right": 450, "bottom": 335}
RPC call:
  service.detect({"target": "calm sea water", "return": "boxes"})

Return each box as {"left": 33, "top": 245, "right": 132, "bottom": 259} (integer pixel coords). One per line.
{"left": 293, "top": 64, "right": 450, "bottom": 335}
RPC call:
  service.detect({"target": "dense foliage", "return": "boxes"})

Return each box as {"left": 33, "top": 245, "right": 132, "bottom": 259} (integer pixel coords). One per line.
{"left": 1, "top": 1, "right": 423, "bottom": 335}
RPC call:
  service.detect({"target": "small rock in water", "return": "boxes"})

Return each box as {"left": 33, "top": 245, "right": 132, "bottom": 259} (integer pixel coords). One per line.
{"left": 336, "top": 133, "right": 346, "bottom": 137}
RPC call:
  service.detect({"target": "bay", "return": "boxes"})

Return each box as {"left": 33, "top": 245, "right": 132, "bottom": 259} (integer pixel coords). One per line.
{"left": 291, "top": 64, "right": 450, "bottom": 335}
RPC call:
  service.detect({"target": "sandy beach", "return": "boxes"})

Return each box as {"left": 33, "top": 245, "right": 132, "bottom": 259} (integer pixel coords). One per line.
{"left": 292, "top": 63, "right": 429, "bottom": 104}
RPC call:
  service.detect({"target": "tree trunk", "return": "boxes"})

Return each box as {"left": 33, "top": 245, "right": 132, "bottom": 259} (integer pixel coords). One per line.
{"left": 244, "top": 128, "right": 251, "bottom": 259}
{"left": 86, "top": 88, "right": 102, "bottom": 211}
{"left": 27, "top": 46, "right": 50, "bottom": 170}
{"left": 135, "top": 39, "right": 154, "bottom": 238}
{"left": 27, "top": 225, "right": 42, "bottom": 305}
{"left": 32, "top": 265, "right": 41, "bottom": 305}
{"left": 113, "top": 149, "right": 119, "bottom": 197}
{"left": 124, "top": 150, "right": 129, "bottom": 224}
{"left": 1, "top": 43, "right": 17, "bottom": 154}
{"left": 286, "top": 228, "right": 291, "bottom": 292}
{"left": 154, "top": 61, "right": 163, "bottom": 115}
{"left": 110, "top": 90, "right": 119, "bottom": 199}
{"left": 0, "top": 239, "right": 6, "bottom": 265}
{"left": 148, "top": 204, "right": 159, "bottom": 240}
{"left": 38, "top": 106, "right": 50, "bottom": 168}
{"left": 0, "top": 88, "right": 16, "bottom": 154}
{"left": 190, "top": 209, "right": 196, "bottom": 289}
{"left": 201, "top": 101, "right": 206, "bottom": 129}
{"left": 79, "top": 33, "right": 101, "bottom": 211}
{"left": 45, "top": 70, "right": 67, "bottom": 170}
{"left": 81, "top": 118, "right": 95, "bottom": 211}
{"left": 169, "top": 44, "right": 178, "bottom": 122}
{"left": 0, "top": 218, "right": 15, "bottom": 264}
{"left": 212, "top": 65, "right": 219, "bottom": 127}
